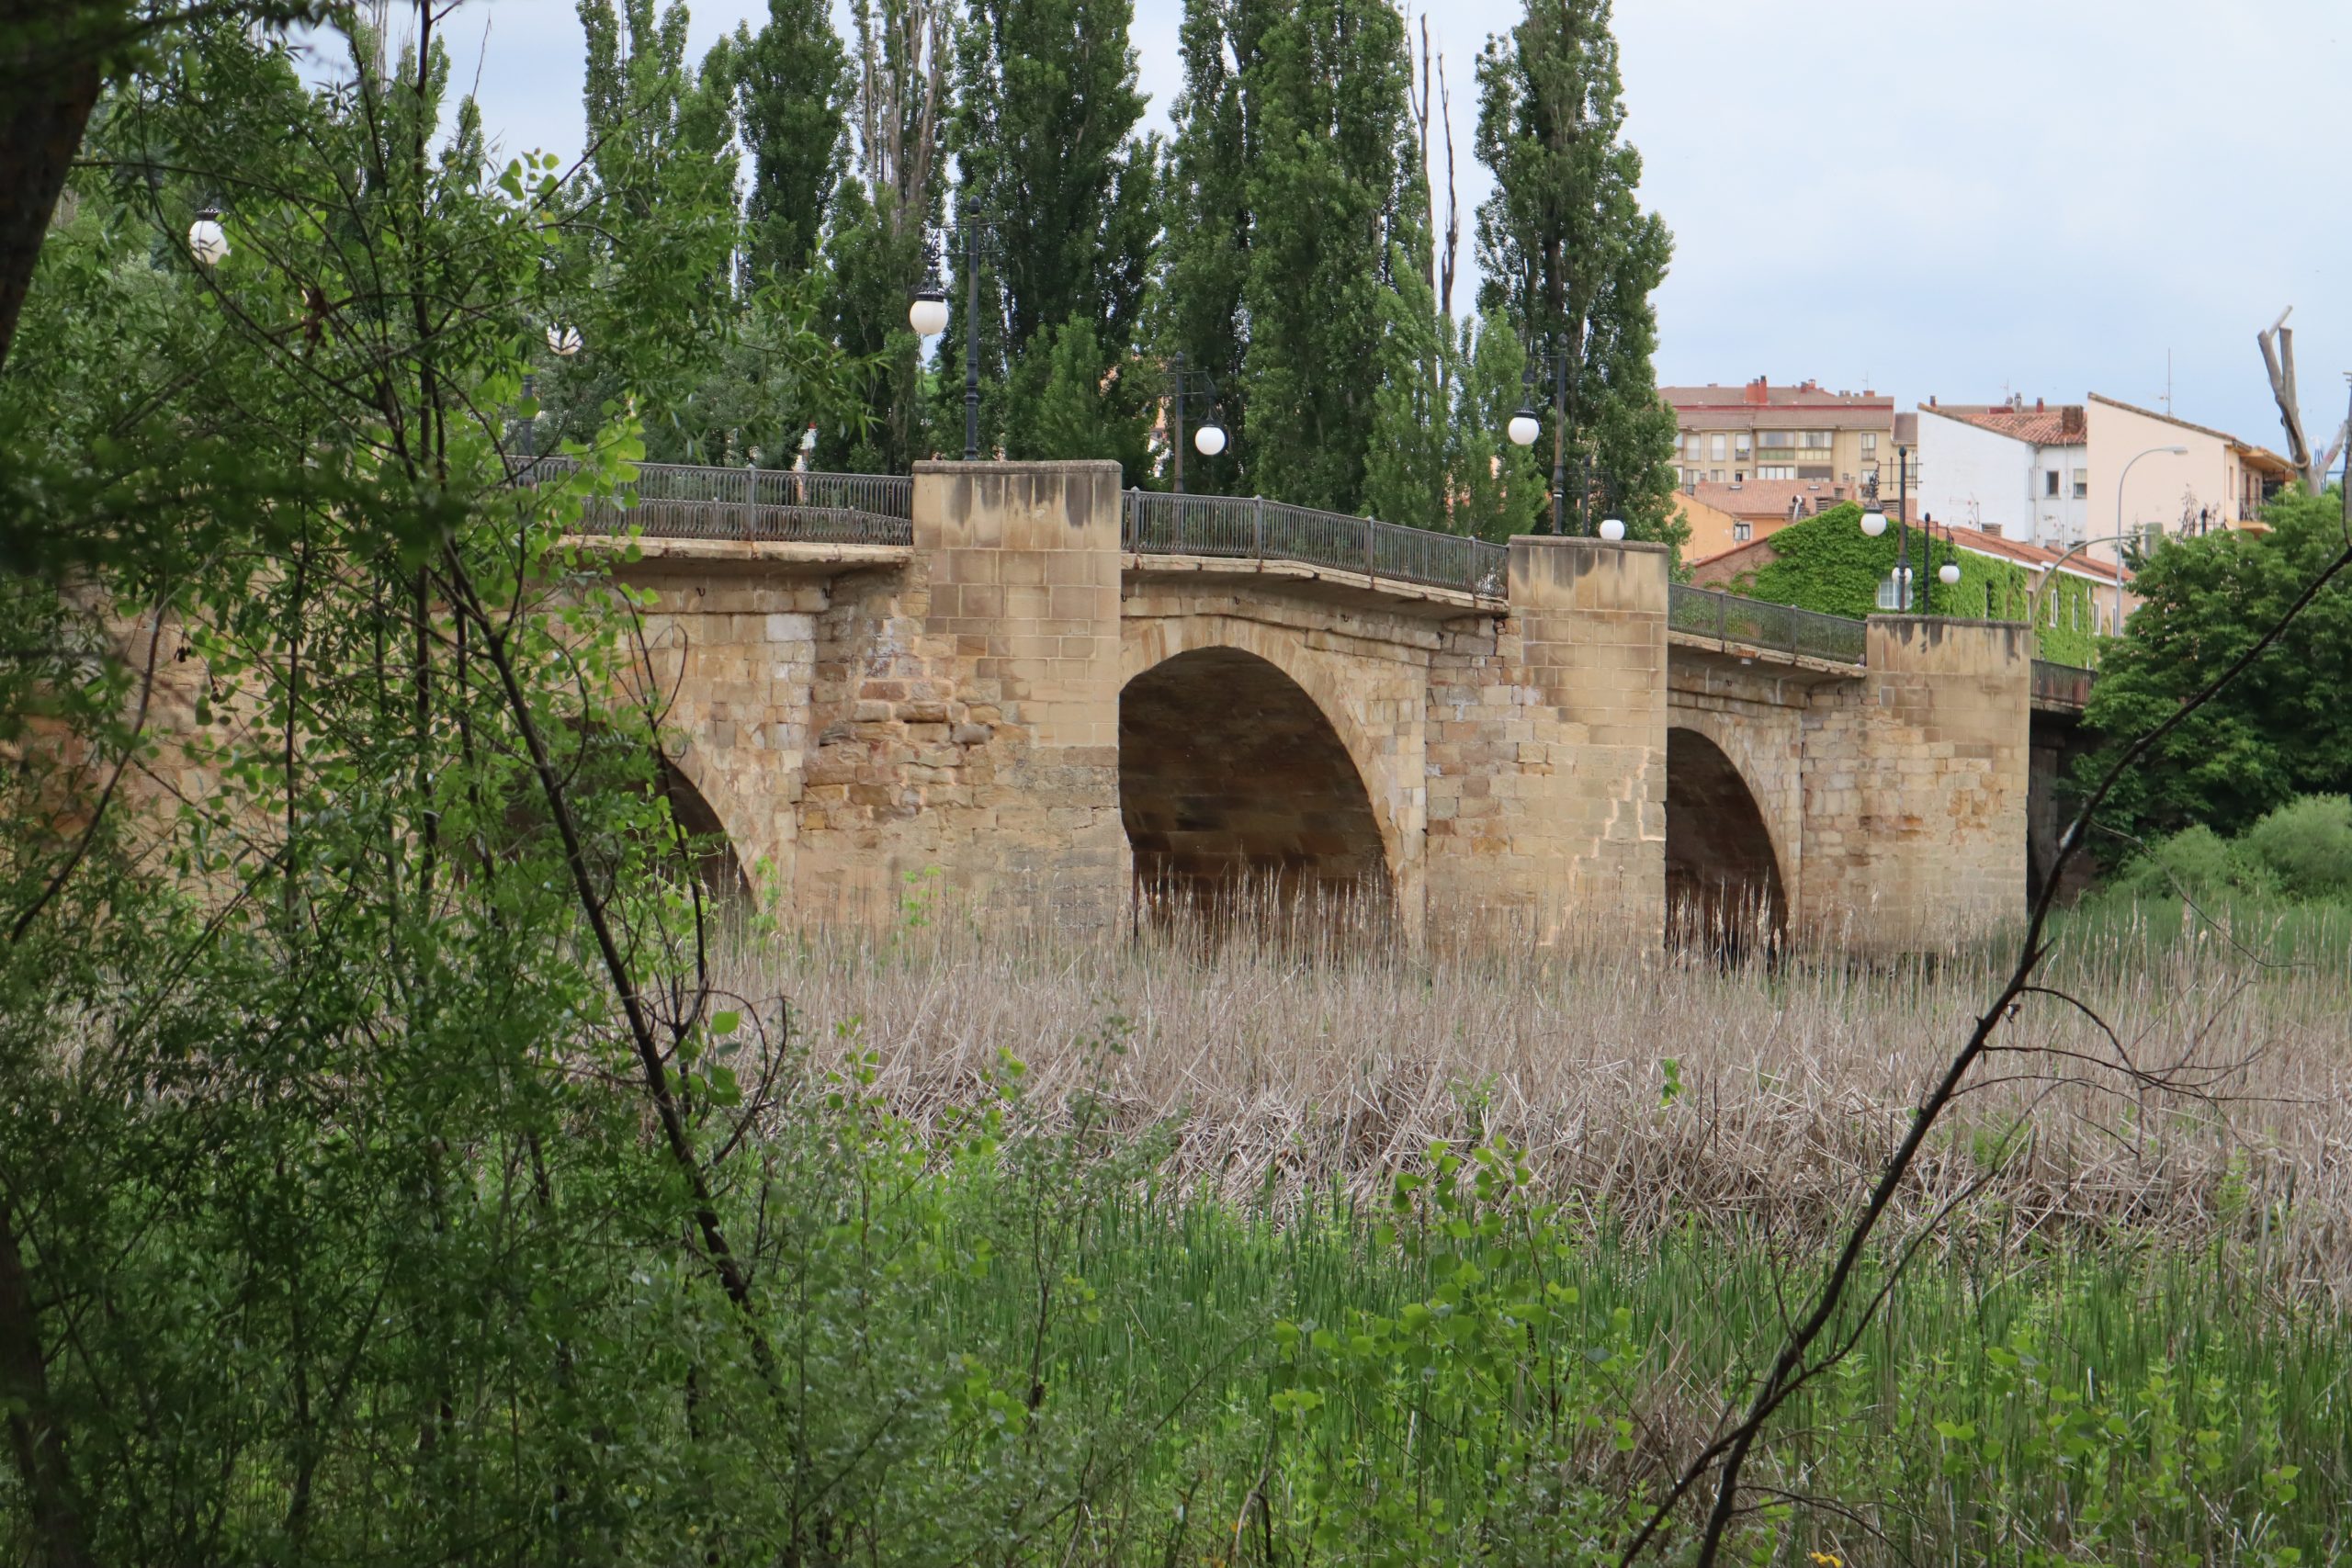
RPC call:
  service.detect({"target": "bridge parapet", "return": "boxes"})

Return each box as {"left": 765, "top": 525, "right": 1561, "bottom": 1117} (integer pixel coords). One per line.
{"left": 1125, "top": 489, "right": 1509, "bottom": 598}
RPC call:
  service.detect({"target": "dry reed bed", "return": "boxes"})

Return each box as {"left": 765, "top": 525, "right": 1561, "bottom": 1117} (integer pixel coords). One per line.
{"left": 723, "top": 904, "right": 2352, "bottom": 1294}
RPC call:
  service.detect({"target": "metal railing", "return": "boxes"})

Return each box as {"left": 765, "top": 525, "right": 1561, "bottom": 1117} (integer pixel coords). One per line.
{"left": 2030, "top": 659, "right": 2097, "bottom": 710}
{"left": 1668, "top": 582, "right": 1868, "bottom": 666}
{"left": 526, "top": 457, "right": 915, "bottom": 546}
{"left": 1123, "top": 490, "right": 1510, "bottom": 598}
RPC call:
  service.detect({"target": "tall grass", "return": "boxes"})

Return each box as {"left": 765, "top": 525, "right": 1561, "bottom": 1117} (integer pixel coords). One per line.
{"left": 724, "top": 893, "right": 2352, "bottom": 1299}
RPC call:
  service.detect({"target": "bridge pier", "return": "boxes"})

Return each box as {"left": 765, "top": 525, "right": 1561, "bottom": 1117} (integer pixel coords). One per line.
{"left": 1796, "top": 617, "right": 2033, "bottom": 946}
{"left": 1426, "top": 536, "right": 1668, "bottom": 944}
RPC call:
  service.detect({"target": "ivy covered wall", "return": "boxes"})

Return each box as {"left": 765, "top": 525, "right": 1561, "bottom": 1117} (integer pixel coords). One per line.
{"left": 1721, "top": 502, "right": 2105, "bottom": 666}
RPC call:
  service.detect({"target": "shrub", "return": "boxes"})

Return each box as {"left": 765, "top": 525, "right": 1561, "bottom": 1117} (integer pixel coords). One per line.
{"left": 2107, "top": 823, "right": 2279, "bottom": 904}
{"left": 2242, "top": 794, "right": 2352, "bottom": 901}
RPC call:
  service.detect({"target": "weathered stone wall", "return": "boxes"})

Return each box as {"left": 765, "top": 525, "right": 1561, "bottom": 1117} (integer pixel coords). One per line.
{"left": 1424, "top": 537, "right": 1668, "bottom": 942}
{"left": 794, "top": 462, "right": 1129, "bottom": 927}
{"left": 617, "top": 562, "right": 829, "bottom": 897}
{"left": 1800, "top": 616, "right": 2032, "bottom": 944}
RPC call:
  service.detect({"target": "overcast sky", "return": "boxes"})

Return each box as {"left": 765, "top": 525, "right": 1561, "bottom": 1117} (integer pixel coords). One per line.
{"left": 378, "top": 0, "right": 2351, "bottom": 448}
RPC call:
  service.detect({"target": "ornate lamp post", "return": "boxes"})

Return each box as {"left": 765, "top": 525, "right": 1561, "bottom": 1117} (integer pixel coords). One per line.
{"left": 1858, "top": 444, "right": 1919, "bottom": 609}
{"left": 1504, "top": 336, "right": 1574, "bottom": 536}
{"left": 908, "top": 211, "right": 996, "bottom": 462}
{"left": 1162, "top": 351, "right": 1227, "bottom": 495}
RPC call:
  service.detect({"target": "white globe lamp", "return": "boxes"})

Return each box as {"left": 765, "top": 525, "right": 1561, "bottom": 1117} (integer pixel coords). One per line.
{"left": 1193, "top": 422, "right": 1227, "bottom": 457}
{"left": 1506, "top": 408, "right": 1542, "bottom": 448}
{"left": 546, "top": 323, "right": 582, "bottom": 358}
{"left": 1860, "top": 508, "right": 1888, "bottom": 538}
{"left": 1939, "top": 560, "right": 1962, "bottom": 587}
{"left": 1599, "top": 517, "right": 1626, "bottom": 542}
{"left": 908, "top": 290, "right": 949, "bottom": 338}
{"left": 188, "top": 208, "right": 230, "bottom": 267}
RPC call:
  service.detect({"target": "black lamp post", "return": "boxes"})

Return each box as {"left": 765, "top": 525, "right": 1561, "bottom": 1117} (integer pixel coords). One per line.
{"left": 1162, "top": 351, "right": 1229, "bottom": 494}
{"left": 1860, "top": 445, "right": 1919, "bottom": 609}
{"left": 908, "top": 213, "right": 993, "bottom": 462}
{"left": 1506, "top": 337, "right": 1572, "bottom": 536}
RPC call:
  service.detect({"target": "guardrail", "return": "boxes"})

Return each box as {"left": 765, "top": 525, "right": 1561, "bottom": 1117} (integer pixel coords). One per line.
{"left": 1668, "top": 582, "right": 1868, "bottom": 666}
{"left": 1124, "top": 490, "right": 1510, "bottom": 598}
{"left": 2030, "top": 659, "right": 2097, "bottom": 710}
{"left": 527, "top": 457, "right": 914, "bottom": 546}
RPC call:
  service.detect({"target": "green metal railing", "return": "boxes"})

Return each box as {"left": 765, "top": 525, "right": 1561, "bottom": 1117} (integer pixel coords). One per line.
{"left": 1668, "top": 583, "right": 1869, "bottom": 666}
{"left": 1124, "top": 490, "right": 1510, "bottom": 598}
{"left": 529, "top": 457, "right": 914, "bottom": 546}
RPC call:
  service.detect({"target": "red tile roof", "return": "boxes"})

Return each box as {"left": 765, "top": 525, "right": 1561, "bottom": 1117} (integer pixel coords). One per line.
{"left": 1686, "top": 479, "right": 1864, "bottom": 522}
{"left": 1924, "top": 523, "right": 2129, "bottom": 585}
{"left": 1923, "top": 403, "right": 2086, "bottom": 447}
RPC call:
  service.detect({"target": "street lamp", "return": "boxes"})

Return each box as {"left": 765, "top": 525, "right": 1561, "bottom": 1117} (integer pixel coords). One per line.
{"left": 1505, "top": 336, "right": 1575, "bottom": 536}
{"left": 1858, "top": 444, "right": 1918, "bottom": 609}
{"left": 2104, "top": 443, "right": 2189, "bottom": 634}
{"left": 1160, "top": 351, "right": 1227, "bottom": 493}
{"left": 188, "top": 206, "right": 229, "bottom": 266}
{"left": 1599, "top": 517, "right": 1626, "bottom": 541}
{"left": 908, "top": 211, "right": 996, "bottom": 462}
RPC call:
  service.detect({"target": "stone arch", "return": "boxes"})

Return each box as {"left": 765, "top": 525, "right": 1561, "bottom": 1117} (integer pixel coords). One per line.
{"left": 1665, "top": 726, "right": 1788, "bottom": 948}
{"left": 1117, "top": 646, "right": 1396, "bottom": 922}
{"left": 656, "top": 749, "right": 753, "bottom": 904}
{"left": 1121, "top": 610, "right": 1424, "bottom": 919}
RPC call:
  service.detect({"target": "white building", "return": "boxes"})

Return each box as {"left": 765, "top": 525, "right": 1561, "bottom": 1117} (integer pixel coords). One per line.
{"left": 1915, "top": 399, "right": 2089, "bottom": 551}
{"left": 2084, "top": 394, "right": 2296, "bottom": 571}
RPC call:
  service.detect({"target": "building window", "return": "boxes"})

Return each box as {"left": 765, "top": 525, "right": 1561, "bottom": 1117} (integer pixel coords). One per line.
{"left": 1876, "top": 571, "right": 1906, "bottom": 611}
{"left": 1734, "top": 434, "right": 1752, "bottom": 457}
{"left": 1758, "top": 465, "right": 1796, "bottom": 480}
{"left": 1682, "top": 432, "right": 1700, "bottom": 456}
{"left": 2073, "top": 468, "right": 2088, "bottom": 499}
{"left": 2045, "top": 469, "right": 2061, "bottom": 498}
{"left": 1758, "top": 431, "right": 1795, "bottom": 450}
{"left": 1710, "top": 434, "right": 1727, "bottom": 460}
{"left": 1711, "top": 470, "right": 1724, "bottom": 483}
{"left": 1861, "top": 433, "right": 1878, "bottom": 453}
{"left": 1733, "top": 521, "right": 1752, "bottom": 543}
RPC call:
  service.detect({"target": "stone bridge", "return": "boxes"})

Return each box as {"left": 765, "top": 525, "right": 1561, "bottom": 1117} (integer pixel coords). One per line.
{"left": 585, "top": 458, "right": 2091, "bottom": 950}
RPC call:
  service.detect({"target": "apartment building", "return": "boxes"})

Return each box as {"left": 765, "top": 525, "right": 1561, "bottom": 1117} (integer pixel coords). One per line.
{"left": 2084, "top": 395, "right": 2296, "bottom": 569}
{"left": 1662, "top": 377, "right": 1897, "bottom": 490}
{"left": 1915, "top": 397, "right": 2089, "bottom": 549}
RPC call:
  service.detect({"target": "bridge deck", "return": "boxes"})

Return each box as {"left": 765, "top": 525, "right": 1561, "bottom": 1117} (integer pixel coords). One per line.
{"left": 535, "top": 457, "right": 2094, "bottom": 707}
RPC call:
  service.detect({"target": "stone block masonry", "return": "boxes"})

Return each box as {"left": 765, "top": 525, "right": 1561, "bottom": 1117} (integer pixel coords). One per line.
{"left": 794, "top": 461, "right": 1130, "bottom": 928}
{"left": 70, "top": 461, "right": 2041, "bottom": 953}
{"left": 1425, "top": 537, "right": 1668, "bottom": 942}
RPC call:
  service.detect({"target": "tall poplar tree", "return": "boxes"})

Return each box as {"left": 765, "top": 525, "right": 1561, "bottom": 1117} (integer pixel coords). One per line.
{"left": 730, "top": 0, "right": 849, "bottom": 283}
{"left": 1238, "top": 0, "right": 1419, "bottom": 513}
{"left": 946, "top": 0, "right": 1157, "bottom": 468}
{"left": 822, "top": 0, "right": 950, "bottom": 470}
{"left": 1474, "top": 0, "right": 1679, "bottom": 546}
{"left": 1157, "top": 0, "right": 1267, "bottom": 495}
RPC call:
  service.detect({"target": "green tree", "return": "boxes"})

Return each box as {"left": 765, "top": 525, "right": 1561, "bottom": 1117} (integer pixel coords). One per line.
{"left": 1157, "top": 0, "right": 1265, "bottom": 495}
{"left": 730, "top": 0, "right": 850, "bottom": 283}
{"left": 821, "top": 0, "right": 951, "bottom": 471}
{"left": 1238, "top": 0, "right": 1420, "bottom": 513}
{"left": 1474, "top": 0, "right": 1679, "bottom": 547}
{"left": 1362, "top": 240, "right": 1453, "bottom": 529}
{"left": 1451, "top": 311, "right": 1546, "bottom": 542}
{"left": 946, "top": 0, "right": 1157, "bottom": 468}
{"left": 2076, "top": 488, "right": 2352, "bottom": 845}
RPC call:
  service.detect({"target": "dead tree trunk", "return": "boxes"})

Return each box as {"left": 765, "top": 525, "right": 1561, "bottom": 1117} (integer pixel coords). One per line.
{"left": 2257, "top": 307, "right": 2347, "bottom": 494}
